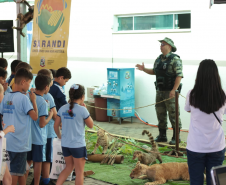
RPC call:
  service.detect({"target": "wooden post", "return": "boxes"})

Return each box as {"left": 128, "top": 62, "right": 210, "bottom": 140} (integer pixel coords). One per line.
{"left": 175, "top": 90, "right": 179, "bottom": 151}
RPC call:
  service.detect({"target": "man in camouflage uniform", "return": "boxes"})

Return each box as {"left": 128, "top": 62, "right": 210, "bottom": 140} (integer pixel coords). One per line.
{"left": 135, "top": 37, "right": 183, "bottom": 145}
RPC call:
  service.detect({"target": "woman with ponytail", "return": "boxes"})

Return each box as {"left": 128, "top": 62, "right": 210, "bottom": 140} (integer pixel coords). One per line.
{"left": 54, "top": 84, "right": 93, "bottom": 185}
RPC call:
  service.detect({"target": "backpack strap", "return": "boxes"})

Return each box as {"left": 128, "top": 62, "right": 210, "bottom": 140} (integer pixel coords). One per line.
{"left": 213, "top": 112, "right": 221, "bottom": 125}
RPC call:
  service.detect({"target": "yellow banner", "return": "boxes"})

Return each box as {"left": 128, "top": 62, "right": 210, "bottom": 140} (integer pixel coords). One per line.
{"left": 30, "top": 0, "right": 71, "bottom": 74}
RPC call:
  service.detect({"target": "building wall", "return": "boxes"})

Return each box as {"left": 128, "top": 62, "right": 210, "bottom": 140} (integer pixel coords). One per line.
{"left": 1, "top": 0, "right": 226, "bottom": 131}
{"left": 66, "top": 0, "right": 226, "bottom": 131}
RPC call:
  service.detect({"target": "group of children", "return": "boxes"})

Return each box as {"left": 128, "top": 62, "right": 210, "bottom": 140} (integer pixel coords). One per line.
{"left": 0, "top": 58, "right": 94, "bottom": 185}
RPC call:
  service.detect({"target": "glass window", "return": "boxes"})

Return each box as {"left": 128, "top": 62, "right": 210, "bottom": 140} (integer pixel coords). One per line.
{"left": 134, "top": 15, "right": 173, "bottom": 30}
{"left": 118, "top": 17, "right": 133, "bottom": 31}
{"left": 117, "top": 13, "right": 191, "bottom": 31}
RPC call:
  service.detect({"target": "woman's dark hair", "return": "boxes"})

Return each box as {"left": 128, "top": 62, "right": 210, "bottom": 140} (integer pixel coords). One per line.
{"left": 68, "top": 84, "right": 85, "bottom": 117}
{"left": 189, "top": 59, "right": 226, "bottom": 114}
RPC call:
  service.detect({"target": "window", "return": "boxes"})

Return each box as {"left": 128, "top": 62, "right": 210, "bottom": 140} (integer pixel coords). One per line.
{"left": 118, "top": 17, "right": 133, "bottom": 31}
{"left": 117, "top": 12, "right": 191, "bottom": 31}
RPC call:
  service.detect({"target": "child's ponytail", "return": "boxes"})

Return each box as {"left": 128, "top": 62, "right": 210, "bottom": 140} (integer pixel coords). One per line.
{"left": 69, "top": 89, "right": 75, "bottom": 117}
{"left": 68, "top": 84, "right": 85, "bottom": 117}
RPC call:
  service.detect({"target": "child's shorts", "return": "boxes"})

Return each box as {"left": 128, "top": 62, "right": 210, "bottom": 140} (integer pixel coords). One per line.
{"left": 46, "top": 138, "right": 53, "bottom": 162}
{"left": 27, "top": 144, "right": 46, "bottom": 162}
{"left": 8, "top": 151, "right": 27, "bottom": 176}
{"left": 62, "top": 146, "right": 87, "bottom": 159}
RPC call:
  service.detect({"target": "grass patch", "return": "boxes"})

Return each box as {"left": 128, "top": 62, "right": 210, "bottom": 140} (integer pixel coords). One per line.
{"left": 85, "top": 155, "right": 192, "bottom": 185}
{"left": 84, "top": 130, "right": 208, "bottom": 185}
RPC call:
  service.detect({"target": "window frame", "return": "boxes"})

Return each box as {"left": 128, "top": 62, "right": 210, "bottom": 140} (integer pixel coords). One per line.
{"left": 112, "top": 11, "right": 191, "bottom": 34}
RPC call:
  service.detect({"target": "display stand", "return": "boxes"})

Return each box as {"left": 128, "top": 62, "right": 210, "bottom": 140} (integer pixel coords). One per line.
{"left": 106, "top": 68, "right": 135, "bottom": 124}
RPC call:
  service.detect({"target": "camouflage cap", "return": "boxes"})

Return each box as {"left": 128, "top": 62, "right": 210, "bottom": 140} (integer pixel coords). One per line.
{"left": 158, "top": 37, "right": 177, "bottom": 52}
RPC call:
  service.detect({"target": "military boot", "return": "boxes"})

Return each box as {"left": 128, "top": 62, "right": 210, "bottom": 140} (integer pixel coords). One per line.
{"left": 154, "top": 129, "right": 167, "bottom": 142}
{"left": 169, "top": 128, "right": 181, "bottom": 145}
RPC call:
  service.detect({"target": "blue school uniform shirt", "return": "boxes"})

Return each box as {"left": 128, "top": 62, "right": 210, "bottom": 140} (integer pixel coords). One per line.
{"left": 31, "top": 94, "right": 48, "bottom": 145}
{"left": 25, "top": 93, "right": 34, "bottom": 148}
{"left": 0, "top": 92, "right": 33, "bottom": 152}
{"left": 57, "top": 103, "right": 90, "bottom": 148}
{"left": 43, "top": 93, "right": 57, "bottom": 138}
{"left": 49, "top": 81, "right": 67, "bottom": 111}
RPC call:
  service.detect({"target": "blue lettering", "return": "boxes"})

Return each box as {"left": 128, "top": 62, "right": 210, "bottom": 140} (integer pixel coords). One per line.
{"left": 33, "top": 40, "right": 36, "bottom": 47}
{"left": 42, "top": 40, "right": 46, "bottom": 47}
{"left": 47, "top": 40, "right": 51, "bottom": 47}
{"left": 3, "top": 105, "right": 15, "bottom": 110}
{"left": 52, "top": 41, "right": 56, "bottom": 47}
{"left": 63, "top": 117, "right": 74, "bottom": 119}
{"left": 33, "top": 40, "right": 66, "bottom": 48}
{"left": 57, "top": 41, "right": 61, "bottom": 47}
{"left": 37, "top": 41, "right": 40, "bottom": 47}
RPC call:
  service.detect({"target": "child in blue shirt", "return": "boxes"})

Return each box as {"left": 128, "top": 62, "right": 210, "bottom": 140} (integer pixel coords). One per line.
{"left": 54, "top": 84, "right": 93, "bottom": 185}
{"left": 0, "top": 83, "right": 15, "bottom": 185}
{"left": 0, "top": 67, "right": 9, "bottom": 131}
{"left": 49, "top": 67, "right": 71, "bottom": 111}
{"left": 9, "top": 62, "right": 33, "bottom": 92}
{"left": 37, "top": 69, "right": 57, "bottom": 185}
{"left": 27, "top": 75, "right": 53, "bottom": 185}
{"left": 0, "top": 68, "right": 38, "bottom": 185}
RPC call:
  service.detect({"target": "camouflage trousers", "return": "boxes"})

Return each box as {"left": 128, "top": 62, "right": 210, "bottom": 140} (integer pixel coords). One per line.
{"left": 155, "top": 91, "right": 182, "bottom": 130}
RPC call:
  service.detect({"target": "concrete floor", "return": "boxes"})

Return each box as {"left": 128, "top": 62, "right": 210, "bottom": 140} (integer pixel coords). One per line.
{"left": 92, "top": 118, "right": 188, "bottom": 142}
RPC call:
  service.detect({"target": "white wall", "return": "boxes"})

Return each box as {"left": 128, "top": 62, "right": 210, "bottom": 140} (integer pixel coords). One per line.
{"left": 1, "top": 0, "right": 226, "bottom": 131}
{"left": 66, "top": 0, "right": 226, "bottom": 130}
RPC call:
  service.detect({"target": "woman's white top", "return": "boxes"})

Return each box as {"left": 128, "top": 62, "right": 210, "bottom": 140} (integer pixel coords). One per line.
{"left": 185, "top": 90, "right": 226, "bottom": 153}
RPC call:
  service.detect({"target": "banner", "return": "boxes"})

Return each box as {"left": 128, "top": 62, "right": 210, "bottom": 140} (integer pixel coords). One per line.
{"left": 49, "top": 138, "right": 73, "bottom": 181}
{"left": 30, "top": 0, "right": 71, "bottom": 74}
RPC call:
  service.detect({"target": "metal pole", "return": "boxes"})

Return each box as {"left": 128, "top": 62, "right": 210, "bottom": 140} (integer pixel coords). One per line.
{"left": 1, "top": 52, "right": 3, "bottom": 58}
{"left": 16, "top": 0, "right": 21, "bottom": 60}
{"left": 16, "top": 0, "right": 26, "bottom": 60}
{"left": 175, "top": 90, "right": 179, "bottom": 151}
